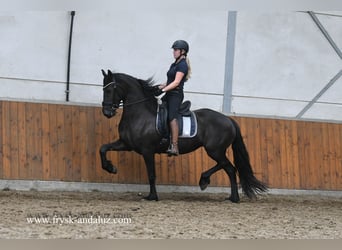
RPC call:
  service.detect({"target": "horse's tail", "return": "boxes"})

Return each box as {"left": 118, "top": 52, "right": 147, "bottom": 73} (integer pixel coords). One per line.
{"left": 229, "top": 118, "right": 268, "bottom": 199}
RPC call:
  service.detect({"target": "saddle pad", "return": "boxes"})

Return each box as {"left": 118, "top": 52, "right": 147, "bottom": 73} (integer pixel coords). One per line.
{"left": 179, "top": 112, "right": 197, "bottom": 138}
{"left": 156, "top": 110, "right": 198, "bottom": 138}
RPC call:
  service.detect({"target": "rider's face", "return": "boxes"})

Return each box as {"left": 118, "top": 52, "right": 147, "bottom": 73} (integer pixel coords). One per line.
{"left": 173, "top": 48, "right": 181, "bottom": 59}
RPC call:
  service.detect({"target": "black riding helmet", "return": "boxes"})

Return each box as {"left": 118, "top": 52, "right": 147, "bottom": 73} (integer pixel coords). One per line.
{"left": 171, "top": 40, "right": 189, "bottom": 54}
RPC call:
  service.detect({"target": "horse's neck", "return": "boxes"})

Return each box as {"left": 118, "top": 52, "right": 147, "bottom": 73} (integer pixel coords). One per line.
{"left": 122, "top": 84, "right": 157, "bottom": 115}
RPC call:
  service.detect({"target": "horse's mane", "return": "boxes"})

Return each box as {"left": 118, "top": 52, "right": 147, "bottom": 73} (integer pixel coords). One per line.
{"left": 114, "top": 72, "right": 157, "bottom": 95}
{"left": 138, "top": 77, "right": 157, "bottom": 93}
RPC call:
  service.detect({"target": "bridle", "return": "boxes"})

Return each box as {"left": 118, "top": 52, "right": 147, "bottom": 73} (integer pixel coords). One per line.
{"left": 103, "top": 81, "right": 116, "bottom": 90}
{"left": 102, "top": 80, "right": 120, "bottom": 111}
{"left": 102, "top": 80, "right": 153, "bottom": 111}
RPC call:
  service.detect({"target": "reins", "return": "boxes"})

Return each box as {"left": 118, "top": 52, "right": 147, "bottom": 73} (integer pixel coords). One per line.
{"left": 119, "top": 97, "right": 153, "bottom": 108}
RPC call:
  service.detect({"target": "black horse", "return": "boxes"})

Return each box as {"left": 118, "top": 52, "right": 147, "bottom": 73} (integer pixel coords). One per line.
{"left": 100, "top": 70, "right": 267, "bottom": 202}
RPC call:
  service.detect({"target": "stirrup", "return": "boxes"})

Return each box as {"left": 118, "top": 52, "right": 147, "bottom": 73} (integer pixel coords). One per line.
{"left": 166, "top": 143, "right": 179, "bottom": 156}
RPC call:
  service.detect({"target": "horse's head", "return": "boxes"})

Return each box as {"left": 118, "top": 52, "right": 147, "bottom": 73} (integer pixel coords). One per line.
{"left": 101, "top": 69, "right": 123, "bottom": 118}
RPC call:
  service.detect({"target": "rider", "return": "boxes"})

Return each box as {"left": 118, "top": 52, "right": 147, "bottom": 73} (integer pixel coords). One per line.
{"left": 159, "top": 40, "right": 191, "bottom": 156}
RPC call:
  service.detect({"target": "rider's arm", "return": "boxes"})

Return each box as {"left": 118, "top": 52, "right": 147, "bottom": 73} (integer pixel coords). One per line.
{"left": 162, "top": 72, "right": 184, "bottom": 92}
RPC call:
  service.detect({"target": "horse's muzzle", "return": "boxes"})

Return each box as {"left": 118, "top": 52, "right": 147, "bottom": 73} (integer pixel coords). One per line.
{"left": 102, "top": 107, "right": 116, "bottom": 118}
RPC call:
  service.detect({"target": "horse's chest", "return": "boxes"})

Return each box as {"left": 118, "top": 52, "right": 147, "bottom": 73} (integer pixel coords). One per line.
{"left": 118, "top": 122, "right": 147, "bottom": 146}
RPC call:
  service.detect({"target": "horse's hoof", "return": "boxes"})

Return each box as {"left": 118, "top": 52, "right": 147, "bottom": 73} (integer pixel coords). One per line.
{"left": 199, "top": 183, "right": 208, "bottom": 191}
{"left": 143, "top": 193, "right": 159, "bottom": 201}
{"left": 226, "top": 196, "right": 240, "bottom": 203}
{"left": 103, "top": 161, "right": 117, "bottom": 174}
{"left": 199, "top": 177, "right": 210, "bottom": 191}
{"left": 111, "top": 167, "right": 117, "bottom": 174}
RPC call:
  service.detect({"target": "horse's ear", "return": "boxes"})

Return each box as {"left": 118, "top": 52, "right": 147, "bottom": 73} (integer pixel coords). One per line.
{"left": 101, "top": 69, "right": 107, "bottom": 77}
{"left": 107, "top": 70, "right": 113, "bottom": 77}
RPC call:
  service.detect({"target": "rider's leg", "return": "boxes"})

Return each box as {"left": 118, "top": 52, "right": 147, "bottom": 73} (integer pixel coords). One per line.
{"left": 167, "top": 118, "right": 179, "bottom": 156}
{"left": 165, "top": 91, "right": 183, "bottom": 156}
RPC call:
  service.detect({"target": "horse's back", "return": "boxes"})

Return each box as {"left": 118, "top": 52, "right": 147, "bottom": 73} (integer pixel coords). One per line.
{"left": 194, "top": 108, "right": 236, "bottom": 143}
{"left": 194, "top": 108, "right": 234, "bottom": 125}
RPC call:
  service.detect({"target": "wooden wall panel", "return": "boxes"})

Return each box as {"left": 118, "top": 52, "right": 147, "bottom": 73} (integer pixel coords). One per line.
{"left": 0, "top": 102, "right": 2, "bottom": 179}
{"left": 1, "top": 100, "right": 342, "bottom": 191}
{"left": 2, "top": 101, "right": 11, "bottom": 179}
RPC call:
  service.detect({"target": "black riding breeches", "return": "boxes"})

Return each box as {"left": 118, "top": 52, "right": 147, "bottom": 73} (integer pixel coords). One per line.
{"left": 162, "top": 90, "right": 184, "bottom": 122}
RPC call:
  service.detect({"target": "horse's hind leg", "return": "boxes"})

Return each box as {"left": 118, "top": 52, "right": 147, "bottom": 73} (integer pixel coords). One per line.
{"left": 203, "top": 147, "right": 239, "bottom": 203}
{"left": 199, "top": 164, "right": 222, "bottom": 190}
{"left": 222, "top": 160, "right": 239, "bottom": 203}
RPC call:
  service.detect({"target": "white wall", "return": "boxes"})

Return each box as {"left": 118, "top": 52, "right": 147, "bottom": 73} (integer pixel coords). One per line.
{"left": 0, "top": 12, "right": 70, "bottom": 101}
{"left": 0, "top": 11, "right": 227, "bottom": 110}
{"left": 1, "top": 11, "right": 342, "bottom": 122}
{"left": 232, "top": 12, "right": 342, "bottom": 121}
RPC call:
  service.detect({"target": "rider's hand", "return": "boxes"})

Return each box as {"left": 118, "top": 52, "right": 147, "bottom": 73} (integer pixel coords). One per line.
{"left": 158, "top": 84, "right": 166, "bottom": 89}
{"left": 153, "top": 85, "right": 164, "bottom": 96}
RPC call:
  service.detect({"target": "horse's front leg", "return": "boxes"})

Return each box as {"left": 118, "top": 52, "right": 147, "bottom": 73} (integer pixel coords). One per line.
{"left": 142, "top": 151, "right": 158, "bottom": 201}
{"left": 99, "top": 139, "right": 129, "bottom": 174}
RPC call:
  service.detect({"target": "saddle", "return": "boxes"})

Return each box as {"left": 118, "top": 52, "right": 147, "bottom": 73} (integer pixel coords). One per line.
{"left": 156, "top": 100, "right": 197, "bottom": 139}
